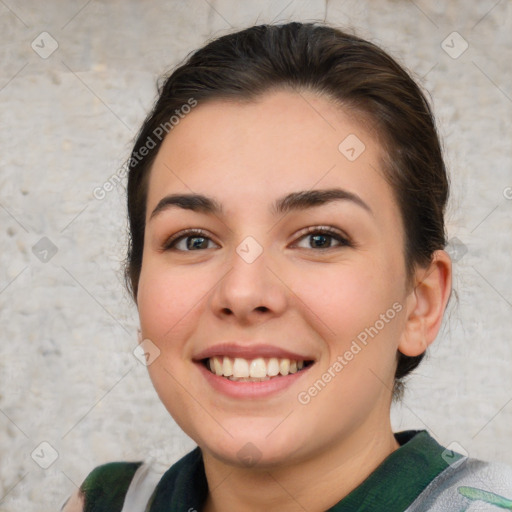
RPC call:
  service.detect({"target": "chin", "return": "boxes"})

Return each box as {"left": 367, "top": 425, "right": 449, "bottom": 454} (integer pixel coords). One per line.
{"left": 194, "top": 419, "right": 311, "bottom": 469}
{"left": 202, "top": 440, "right": 301, "bottom": 470}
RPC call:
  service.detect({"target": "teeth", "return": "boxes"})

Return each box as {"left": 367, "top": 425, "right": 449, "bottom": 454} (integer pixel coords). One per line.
{"left": 249, "top": 358, "right": 267, "bottom": 378}
{"left": 213, "top": 356, "right": 223, "bottom": 376}
{"left": 206, "top": 356, "right": 310, "bottom": 379}
{"left": 222, "top": 357, "right": 233, "bottom": 377}
{"left": 233, "top": 358, "right": 249, "bottom": 378}
{"left": 267, "top": 358, "right": 280, "bottom": 377}
{"left": 228, "top": 376, "right": 271, "bottom": 382}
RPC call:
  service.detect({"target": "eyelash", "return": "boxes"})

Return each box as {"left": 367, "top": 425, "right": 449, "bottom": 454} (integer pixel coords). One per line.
{"left": 162, "top": 226, "right": 352, "bottom": 252}
{"left": 293, "top": 226, "right": 352, "bottom": 250}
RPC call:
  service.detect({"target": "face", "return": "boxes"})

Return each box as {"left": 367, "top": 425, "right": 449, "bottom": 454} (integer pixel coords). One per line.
{"left": 137, "top": 90, "right": 411, "bottom": 467}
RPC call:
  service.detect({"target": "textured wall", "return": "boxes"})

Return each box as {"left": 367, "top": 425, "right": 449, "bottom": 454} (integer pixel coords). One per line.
{"left": 0, "top": 1, "right": 511, "bottom": 510}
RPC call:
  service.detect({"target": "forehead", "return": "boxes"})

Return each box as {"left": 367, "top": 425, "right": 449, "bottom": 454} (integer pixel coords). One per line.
{"left": 146, "top": 90, "right": 396, "bottom": 221}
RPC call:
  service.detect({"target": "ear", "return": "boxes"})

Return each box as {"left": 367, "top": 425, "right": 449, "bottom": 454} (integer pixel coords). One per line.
{"left": 398, "top": 250, "right": 452, "bottom": 357}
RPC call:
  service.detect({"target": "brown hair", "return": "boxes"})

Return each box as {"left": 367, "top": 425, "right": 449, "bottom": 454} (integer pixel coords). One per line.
{"left": 125, "top": 22, "right": 449, "bottom": 395}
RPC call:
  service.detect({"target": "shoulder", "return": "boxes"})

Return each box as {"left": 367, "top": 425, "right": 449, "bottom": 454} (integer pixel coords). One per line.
{"left": 407, "top": 457, "right": 512, "bottom": 511}
{"left": 61, "top": 448, "right": 205, "bottom": 512}
{"left": 62, "top": 461, "right": 143, "bottom": 512}
{"left": 61, "top": 488, "right": 84, "bottom": 512}
{"left": 446, "top": 458, "right": 512, "bottom": 492}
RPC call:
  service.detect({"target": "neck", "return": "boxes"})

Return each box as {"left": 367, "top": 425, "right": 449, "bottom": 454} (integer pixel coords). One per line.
{"left": 201, "top": 422, "right": 400, "bottom": 512}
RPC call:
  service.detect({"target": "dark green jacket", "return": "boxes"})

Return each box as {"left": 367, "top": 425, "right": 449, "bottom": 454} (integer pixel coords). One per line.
{"left": 75, "top": 430, "right": 512, "bottom": 511}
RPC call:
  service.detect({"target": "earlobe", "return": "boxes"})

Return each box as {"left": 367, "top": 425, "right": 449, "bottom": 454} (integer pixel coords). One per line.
{"left": 398, "top": 250, "right": 452, "bottom": 357}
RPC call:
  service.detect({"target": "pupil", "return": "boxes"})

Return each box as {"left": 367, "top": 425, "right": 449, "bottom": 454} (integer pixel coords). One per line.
{"left": 311, "top": 234, "right": 329, "bottom": 248}
{"left": 188, "top": 237, "right": 207, "bottom": 250}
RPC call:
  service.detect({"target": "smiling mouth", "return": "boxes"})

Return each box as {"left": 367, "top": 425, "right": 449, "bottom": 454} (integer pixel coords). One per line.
{"left": 203, "top": 356, "right": 314, "bottom": 382}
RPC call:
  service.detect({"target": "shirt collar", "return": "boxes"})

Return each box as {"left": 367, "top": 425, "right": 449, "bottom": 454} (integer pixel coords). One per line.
{"left": 327, "top": 430, "right": 458, "bottom": 511}
{"left": 149, "top": 430, "right": 457, "bottom": 511}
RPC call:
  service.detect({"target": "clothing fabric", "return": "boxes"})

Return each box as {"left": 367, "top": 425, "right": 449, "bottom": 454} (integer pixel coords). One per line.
{"left": 72, "top": 430, "right": 512, "bottom": 511}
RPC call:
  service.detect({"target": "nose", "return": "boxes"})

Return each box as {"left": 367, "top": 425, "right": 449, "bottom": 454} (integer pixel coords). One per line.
{"left": 209, "top": 242, "right": 288, "bottom": 326}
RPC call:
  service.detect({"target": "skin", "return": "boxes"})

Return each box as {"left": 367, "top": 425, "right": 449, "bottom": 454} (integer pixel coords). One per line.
{"left": 61, "top": 492, "right": 84, "bottom": 512}
{"left": 133, "top": 89, "right": 452, "bottom": 512}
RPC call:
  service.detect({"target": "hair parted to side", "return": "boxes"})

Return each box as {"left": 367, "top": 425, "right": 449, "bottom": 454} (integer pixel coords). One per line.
{"left": 125, "top": 22, "right": 449, "bottom": 398}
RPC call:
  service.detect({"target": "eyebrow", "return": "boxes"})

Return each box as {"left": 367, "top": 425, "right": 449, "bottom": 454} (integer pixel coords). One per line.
{"left": 271, "top": 188, "right": 372, "bottom": 216}
{"left": 149, "top": 188, "right": 372, "bottom": 220}
{"left": 150, "top": 194, "right": 224, "bottom": 220}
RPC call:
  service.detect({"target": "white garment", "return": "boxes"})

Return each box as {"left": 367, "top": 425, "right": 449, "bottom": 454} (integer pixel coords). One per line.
{"left": 120, "top": 457, "right": 167, "bottom": 512}
{"left": 405, "top": 456, "right": 512, "bottom": 511}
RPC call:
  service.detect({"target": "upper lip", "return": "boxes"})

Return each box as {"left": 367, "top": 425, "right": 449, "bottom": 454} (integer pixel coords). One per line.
{"left": 193, "top": 343, "right": 315, "bottom": 362}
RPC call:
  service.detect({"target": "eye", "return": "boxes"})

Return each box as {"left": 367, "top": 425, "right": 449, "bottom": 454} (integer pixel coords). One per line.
{"left": 293, "top": 226, "right": 352, "bottom": 250}
{"left": 163, "top": 229, "right": 220, "bottom": 251}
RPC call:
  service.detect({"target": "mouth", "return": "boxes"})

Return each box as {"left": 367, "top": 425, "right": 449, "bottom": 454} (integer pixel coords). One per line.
{"left": 202, "top": 356, "right": 315, "bottom": 382}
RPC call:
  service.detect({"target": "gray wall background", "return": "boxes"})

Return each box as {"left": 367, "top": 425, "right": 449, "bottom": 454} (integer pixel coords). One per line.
{"left": 0, "top": 1, "right": 511, "bottom": 510}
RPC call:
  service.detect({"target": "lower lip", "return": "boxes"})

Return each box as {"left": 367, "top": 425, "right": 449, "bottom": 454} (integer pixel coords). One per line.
{"left": 195, "top": 361, "right": 313, "bottom": 399}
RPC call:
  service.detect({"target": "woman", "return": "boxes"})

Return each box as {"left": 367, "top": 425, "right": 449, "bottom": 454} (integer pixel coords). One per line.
{"left": 62, "top": 21, "right": 512, "bottom": 512}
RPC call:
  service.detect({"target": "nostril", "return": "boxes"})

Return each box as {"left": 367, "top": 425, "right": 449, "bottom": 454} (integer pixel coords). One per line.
{"left": 219, "top": 306, "right": 270, "bottom": 316}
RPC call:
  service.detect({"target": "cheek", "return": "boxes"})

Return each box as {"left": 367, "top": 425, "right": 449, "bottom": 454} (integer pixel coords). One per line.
{"left": 294, "top": 262, "right": 405, "bottom": 415}
{"left": 137, "top": 261, "right": 209, "bottom": 343}
{"left": 293, "top": 260, "right": 400, "bottom": 340}
{"left": 137, "top": 263, "right": 206, "bottom": 428}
